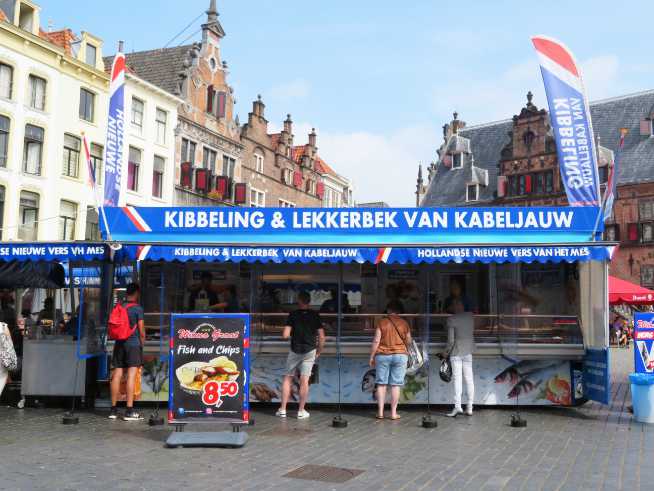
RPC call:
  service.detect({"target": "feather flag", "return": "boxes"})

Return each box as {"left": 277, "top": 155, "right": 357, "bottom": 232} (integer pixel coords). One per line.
{"left": 531, "top": 35, "right": 600, "bottom": 207}
{"left": 103, "top": 51, "right": 126, "bottom": 207}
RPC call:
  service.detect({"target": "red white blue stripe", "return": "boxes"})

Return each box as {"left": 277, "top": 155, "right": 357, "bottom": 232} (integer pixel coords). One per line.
{"left": 532, "top": 35, "right": 600, "bottom": 208}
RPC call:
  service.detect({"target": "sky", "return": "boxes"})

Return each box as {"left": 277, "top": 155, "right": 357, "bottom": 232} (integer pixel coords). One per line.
{"left": 37, "top": 0, "right": 654, "bottom": 206}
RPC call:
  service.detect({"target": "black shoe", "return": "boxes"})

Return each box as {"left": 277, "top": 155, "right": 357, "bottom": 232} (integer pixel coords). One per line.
{"left": 108, "top": 407, "right": 119, "bottom": 420}
{"left": 123, "top": 409, "right": 143, "bottom": 421}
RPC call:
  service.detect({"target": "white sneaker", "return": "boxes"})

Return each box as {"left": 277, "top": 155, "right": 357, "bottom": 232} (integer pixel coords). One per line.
{"left": 465, "top": 405, "right": 473, "bottom": 416}
{"left": 446, "top": 407, "right": 463, "bottom": 418}
{"left": 275, "top": 409, "right": 287, "bottom": 418}
{"left": 297, "top": 409, "right": 310, "bottom": 419}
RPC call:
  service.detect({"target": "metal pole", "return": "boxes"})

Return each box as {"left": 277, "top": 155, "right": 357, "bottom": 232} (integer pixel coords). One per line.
{"left": 332, "top": 262, "right": 347, "bottom": 428}
{"left": 422, "top": 264, "right": 437, "bottom": 428}
{"left": 149, "top": 266, "right": 165, "bottom": 425}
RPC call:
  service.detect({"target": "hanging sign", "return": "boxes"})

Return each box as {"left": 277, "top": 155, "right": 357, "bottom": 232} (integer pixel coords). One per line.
{"left": 168, "top": 314, "right": 250, "bottom": 424}
{"left": 634, "top": 312, "right": 654, "bottom": 373}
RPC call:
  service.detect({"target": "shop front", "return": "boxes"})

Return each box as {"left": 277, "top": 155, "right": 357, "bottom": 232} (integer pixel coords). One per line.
{"left": 103, "top": 206, "right": 614, "bottom": 407}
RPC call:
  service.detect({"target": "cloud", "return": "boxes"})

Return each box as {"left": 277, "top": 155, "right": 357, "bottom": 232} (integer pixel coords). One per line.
{"left": 266, "top": 78, "right": 310, "bottom": 101}
{"left": 289, "top": 122, "right": 437, "bottom": 207}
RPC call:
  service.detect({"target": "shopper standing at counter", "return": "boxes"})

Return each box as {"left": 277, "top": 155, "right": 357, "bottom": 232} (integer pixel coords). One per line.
{"left": 446, "top": 299, "right": 475, "bottom": 417}
{"left": 188, "top": 271, "right": 220, "bottom": 312}
{"left": 369, "top": 301, "right": 411, "bottom": 421}
{"left": 277, "top": 291, "right": 325, "bottom": 420}
{"left": 109, "top": 283, "right": 145, "bottom": 421}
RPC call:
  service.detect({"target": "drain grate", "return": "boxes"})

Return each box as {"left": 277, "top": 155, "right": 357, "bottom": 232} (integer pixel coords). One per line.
{"left": 284, "top": 464, "right": 364, "bottom": 483}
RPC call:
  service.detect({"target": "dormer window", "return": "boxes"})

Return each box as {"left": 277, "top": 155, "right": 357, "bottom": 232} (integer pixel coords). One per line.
{"left": 85, "top": 43, "right": 97, "bottom": 66}
{"left": 451, "top": 153, "right": 463, "bottom": 169}
{"left": 18, "top": 2, "right": 35, "bottom": 32}
{"left": 466, "top": 184, "right": 479, "bottom": 202}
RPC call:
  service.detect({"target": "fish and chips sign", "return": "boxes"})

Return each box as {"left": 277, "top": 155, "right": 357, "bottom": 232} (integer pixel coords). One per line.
{"left": 169, "top": 314, "right": 250, "bottom": 424}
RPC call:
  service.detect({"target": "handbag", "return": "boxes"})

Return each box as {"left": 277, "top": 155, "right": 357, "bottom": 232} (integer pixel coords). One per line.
{"left": 388, "top": 316, "right": 424, "bottom": 376}
{"left": 439, "top": 339, "right": 456, "bottom": 383}
{"left": 0, "top": 323, "right": 18, "bottom": 372}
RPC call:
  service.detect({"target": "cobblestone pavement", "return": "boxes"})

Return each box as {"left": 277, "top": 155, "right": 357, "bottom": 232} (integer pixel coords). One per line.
{"left": 1, "top": 347, "right": 652, "bottom": 491}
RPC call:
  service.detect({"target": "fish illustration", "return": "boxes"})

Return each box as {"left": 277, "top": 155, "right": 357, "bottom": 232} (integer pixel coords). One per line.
{"left": 507, "top": 378, "right": 542, "bottom": 398}
{"left": 361, "top": 369, "right": 377, "bottom": 401}
{"left": 495, "top": 360, "right": 558, "bottom": 384}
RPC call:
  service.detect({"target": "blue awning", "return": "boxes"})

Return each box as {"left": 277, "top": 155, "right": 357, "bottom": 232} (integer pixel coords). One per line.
{"left": 0, "top": 243, "right": 109, "bottom": 262}
{"left": 125, "top": 244, "right": 615, "bottom": 265}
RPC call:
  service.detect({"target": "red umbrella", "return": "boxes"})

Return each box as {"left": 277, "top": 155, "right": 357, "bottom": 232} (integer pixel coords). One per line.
{"left": 609, "top": 275, "right": 654, "bottom": 305}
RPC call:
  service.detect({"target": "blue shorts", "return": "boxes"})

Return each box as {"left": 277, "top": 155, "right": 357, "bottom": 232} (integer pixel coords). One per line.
{"left": 375, "top": 354, "right": 408, "bottom": 386}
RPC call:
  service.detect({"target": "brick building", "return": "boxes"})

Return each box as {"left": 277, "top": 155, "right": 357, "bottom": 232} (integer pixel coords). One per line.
{"left": 418, "top": 89, "right": 654, "bottom": 287}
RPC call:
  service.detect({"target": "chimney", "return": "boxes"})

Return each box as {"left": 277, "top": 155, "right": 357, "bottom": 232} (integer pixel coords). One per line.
{"left": 284, "top": 114, "right": 292, "bottom": 134}
{"left": 451, "top": 111, "right": 465, "bottom": 135}
{"left": 308, "top": 128, "right": 317, "bottom": 148}
{"left": 252, "top": 94, "right": 264, "bottom": 118}
{"left": 118, "top": 40, "right": 124, "bottom": 53}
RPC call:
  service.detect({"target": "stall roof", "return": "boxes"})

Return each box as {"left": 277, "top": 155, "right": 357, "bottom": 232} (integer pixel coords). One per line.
{"left": 102, "top": 206, "right": 604, "bottom": 246}
{"left": 609, "top": 275, "right": 654, "bottom": 305}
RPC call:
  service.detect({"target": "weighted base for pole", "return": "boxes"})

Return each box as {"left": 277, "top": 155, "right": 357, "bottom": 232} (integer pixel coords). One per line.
{"left": 422, "top": 415, "right": 438, "bottom": 428}
{"left": 510, "top": 414, "right": 527, "bottom": 428}
{"left": 62, "top": 412, "right": 79, "bottom": 425}
{"left": 148, "top": 414, "right": 165, "bottom": 426}
{"left": 332, "top": 416, "right": 348, "bottom": 428}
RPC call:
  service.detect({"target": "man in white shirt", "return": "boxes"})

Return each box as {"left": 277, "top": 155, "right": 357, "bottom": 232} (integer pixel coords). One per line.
{"left": 446, "top": 299, "right": 475, "bottom": 417}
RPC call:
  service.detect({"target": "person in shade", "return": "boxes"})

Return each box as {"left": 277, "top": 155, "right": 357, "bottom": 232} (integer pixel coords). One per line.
{"left": 369, "top": 300, "right": 411, "bottom": 420}
{"left": 277, "top": 291, "right": 325, "bottom": 420}
{"left": 109, "top": 283, "right": 145, "bottom": 421}
{"left": 446, "top": 298, "right": 475, "bottom": 417}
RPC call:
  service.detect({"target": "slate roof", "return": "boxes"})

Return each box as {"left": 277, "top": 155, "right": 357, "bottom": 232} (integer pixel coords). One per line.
{"left": 422, "top": 89, "right": 654, "bottom": 206}
{"left": 103, "top": 45, "right": 194, "bottom": 95}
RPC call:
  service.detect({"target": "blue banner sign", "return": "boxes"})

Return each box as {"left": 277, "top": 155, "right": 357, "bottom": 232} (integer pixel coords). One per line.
{"left": 583, "top": 348, "right": 610, "bottom": 404}
{"left": 634, "top": 313, "right": 654, "bottom": 373}
{"left": 123, "top": 244, "right": 613, "bottom": 265}
{"left": 103, "top": 54, "right": 126, "bottom": 207}
{"left": 0, "top": 243, "right": 108, "bottom": 262}
{"left": 102, "top": 206, "right": 603, "bottom": 245}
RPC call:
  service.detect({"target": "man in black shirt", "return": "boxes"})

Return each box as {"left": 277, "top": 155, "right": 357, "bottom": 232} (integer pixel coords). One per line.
{"left": 277, "top": 291, "right": 325, "bottom": 419}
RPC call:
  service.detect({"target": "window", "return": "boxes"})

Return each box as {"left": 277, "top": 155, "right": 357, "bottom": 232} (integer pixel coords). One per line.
{"left": 90, "top": 143, "right": 103, "bottom": 184}
{"left": 127, "top": 146, "right": 141, "bottom": 191}
{"left": 639, "top": 200, "right": 654, "bottom": 222}
{"left": 603, "top": 224, "right": 619, "bottom": 242}
{"left": 202, "top": 147, "right": 217, "bottom": 172}
{"left": 155, "top": 108, "right": 167, "bottom": 145}
{"left": 0, "top": 115, "right": 9, "bottom": 167}
{"left": 451, "top": 153, "right": 463, "bottom": 169}
{"left": 206, "top": 85, "right": 226, "bottom": 118}
{"left": 79, "top": 88, "right": 95, "bottom": 121}
{"left": 599, "top": 165, "right": 609, "bottom": 184}
{"left": 254, "top": 151, "right": 264, "bottom": 173}
{"left": 643, "top": 223, "right": 654, "bottom": 243}
{"left": 642, "top": 266, "right": 654, "bottom": 288}
{"left": 85, "top": 207, "right": 100, "bottom": 241}
{"left": 0, "top": 63, "right": 12, "bottom": 99}
{"left": 0, "top": 185, "right": 4, "bottom": 236}
{"left": 544, "top": 170, "right": 553, "bottom": 193}
{"left": 518, "top": 175, "right": 526, "bottom": 195}
{"left": 18, "top": 191, "right": 39, "bottom": 241}
{"left": 152, "top": 155, "right": 165, "bottom": 198}
{"left": 279, "top": 199, "right": 295, "bottom": 208}
{"left": 28, "top": 75, "right": 46, "bottom": 110}
{"left": 131, "top": 97, "right": 144, "bottom": 134}
{"left": 222, "top": 155, "right": 235, "bottom": 179}
{"left": 282, "top": 168, "right": 293, "bottom": 185}
{"left": 59, "top": 200, "right": 77, "bottom": 240}
{"left": 466, "top": 184, "right": 479, "bottom": 202}
{"left": 181, "top": 138, "right": 196, "bottom": 165}
{"left": 62, "top": 133, "right": 81, "bottom": 178}
{"left": 85, "top": 43, "right": 97, "bottom": 66}
{"left": 250, "top": 188, "right": 265, "bottom": 207}
{"left": 23, "top": 124, "right": 43, "bottom": 175}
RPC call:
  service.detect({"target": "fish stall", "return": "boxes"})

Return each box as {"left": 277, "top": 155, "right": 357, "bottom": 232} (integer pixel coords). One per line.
{"left": 102, "top": 205, "right": 614, "bottom": 407}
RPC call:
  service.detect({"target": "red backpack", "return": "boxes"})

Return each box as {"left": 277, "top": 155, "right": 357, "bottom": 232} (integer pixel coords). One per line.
{"left": 107, "top": 302, "right": 137, "bottom": 341}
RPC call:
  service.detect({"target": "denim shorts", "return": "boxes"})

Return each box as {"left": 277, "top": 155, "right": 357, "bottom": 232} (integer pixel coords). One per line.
{"left": 375, "top": 354, "right": 408, "bottom": 386}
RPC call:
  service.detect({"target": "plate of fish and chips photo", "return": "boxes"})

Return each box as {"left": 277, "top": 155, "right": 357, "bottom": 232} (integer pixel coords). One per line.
{"left": 176, "top": 356, "right": 239, "bottom": 394}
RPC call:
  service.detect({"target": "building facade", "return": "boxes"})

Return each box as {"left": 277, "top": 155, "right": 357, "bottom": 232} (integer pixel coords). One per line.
{"left": 419, "top": 90, "right": 654, "bottom": 287}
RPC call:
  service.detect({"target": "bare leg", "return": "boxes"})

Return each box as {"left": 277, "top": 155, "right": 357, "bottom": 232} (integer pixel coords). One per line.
{"left": 376, "top": 384, "right": 387, "bottom": 417}
{"left": 280, "top": 375, "right": 292, "bottom": 412}
{"left": 110, "top": 368, "right": 124, "bottom": 406}
{"left": 125, "top": 366, "right": 138, "bottom": 408}
{"left": 298, "top": 375, "right": 310, "bottom": 412}
{"left": 390, "top": 386, "right": 401, "bottom": 418}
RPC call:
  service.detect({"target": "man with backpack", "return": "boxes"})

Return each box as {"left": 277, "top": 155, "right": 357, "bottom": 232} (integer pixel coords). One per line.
{"left": 108, "top": 283, "right": 145, "bottom": 421}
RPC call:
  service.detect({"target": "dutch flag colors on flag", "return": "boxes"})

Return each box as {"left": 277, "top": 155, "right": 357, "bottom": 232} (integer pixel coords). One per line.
{"left": 103, "top": 51, "right": 126, "bottom": 208}
{"left": 532, "top": 36, "right": 601, "bottom": 208}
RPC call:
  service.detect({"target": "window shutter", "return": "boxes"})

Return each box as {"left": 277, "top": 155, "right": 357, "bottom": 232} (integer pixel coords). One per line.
{"left": 214, "top": 175, "right": 228, "bottom": 199}
{"left": 207, "top": 85, "right": 214, "bottom": 113}
{"left": 293, "top": 170, "right": 303, "bottom": 187}
{"left": 628, "top": 222, "right": 639, "bottom": 242}
{"left": 525, "top": 174, "right": 532, "bottom": 193}
{"left": 180, "top": 162, "right": 192, "bottom": 188}
{"left": 316, "top": 182, "right": 325, "bottom": 199}
{"left": 195, "top": 168, "right": 210, "bottom": 193}
{"left": 497, "top": 176, "right": 507, "bottom": 197}
{"left": 217, "top": 91, "right": 226, "bottom": 118}
{"left": 234, "top": 183, "right": 247, "bottom": 204}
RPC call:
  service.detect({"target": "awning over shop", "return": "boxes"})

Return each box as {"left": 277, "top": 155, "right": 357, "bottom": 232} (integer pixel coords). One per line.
{"left": 609, "top": 275, "right": 654, "bottom": 305}
{"left": 123, "top": 244, "right": 615, "bottom": 265}
{"left": 102, "top": 206, "right": 604, "bottom": 245}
